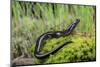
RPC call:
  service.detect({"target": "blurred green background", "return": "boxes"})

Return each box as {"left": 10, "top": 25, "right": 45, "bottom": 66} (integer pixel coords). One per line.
{"left": 11, "top": 0, "right": 96, "bottom": 65}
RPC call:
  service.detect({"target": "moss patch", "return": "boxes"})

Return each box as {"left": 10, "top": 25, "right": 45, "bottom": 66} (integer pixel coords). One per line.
{"left": 32, "top": 34, "right": 96, "bottom": 64}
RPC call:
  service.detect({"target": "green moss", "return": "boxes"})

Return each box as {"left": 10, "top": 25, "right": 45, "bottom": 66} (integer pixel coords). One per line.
{"left": 33, "top": 35, "right": 96, "bottom": 64}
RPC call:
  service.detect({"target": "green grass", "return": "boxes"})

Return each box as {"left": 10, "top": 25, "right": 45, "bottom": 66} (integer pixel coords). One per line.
{"left": 11, "top": 0, "right": 96, "bottom": 64}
